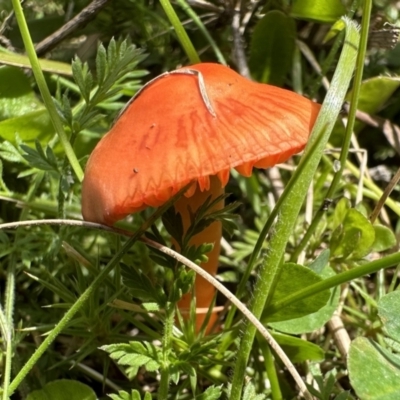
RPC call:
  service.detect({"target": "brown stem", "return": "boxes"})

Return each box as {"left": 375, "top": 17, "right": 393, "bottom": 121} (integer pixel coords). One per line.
{"left": 370, "top": 166, "right": 400, "bottom": 224}
{"left": 35, "top": 0, "right": 110, "bottom": 56}
{"left": 174, "top": 175, "right": 224, "bottom": 332}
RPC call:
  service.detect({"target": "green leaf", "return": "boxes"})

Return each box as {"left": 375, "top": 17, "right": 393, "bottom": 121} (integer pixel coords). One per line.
{"left": 185, "top": 242, "right": 213, "bottom": 264}
{"left": 108, "top": 37, "right": 118, "bottom": 65}
{"left": 61, "top": 94, "right": 73, "bottom": 128}
{"left": 348, "top": 76, "right": 400, "bottom": 131}
{"left": 330, "top": 208, "right": 375, "bottom": 259}
{"left": 269, "top": 267, "right": 339, "bottom": 334}
{"left": 0, "top": 141, "right": 26, "bottom": 164}
{"left": 108, "top": 390, "right": 152, "bottom": 400}
{"left": 272, "top": 332, "right": 324, "bottom": 362}
{"left": 195, "top": 385, "right": 223, "bottom": 400}
{"left": 371, "top": 225, "right": 397, "bottom": 253}
{"left": 0, "top": 160, "right": 10, "bottom": 192}
{"left": 96, "top": 43, "right": 107, "bottom": 85}
{"left": 71, "top": 58, "right": 92, "bottom": 103}
{"left": 308, "top": 249, "right": 330, "bottom": 274}
{"left": 178, "top": 363, "right": 195, "bottom": 392}
{"left": 312, "top": 368, "right": 337, "bottom": 400}
{"left": 170, "top": 363, "right": 183, "bottom": 385}
{"left": 142, "top": 302, "right": 160, "bottom": 312}
{"left": 291, "top": 0, "right": 347, "bottom": 23}
{"left": 333, "top": 76, "right": 400, "bottom": 141}
{"left": 334, "top": 392, "right": 351, "bottom": 400}
{"left": 162, "top": 206, "right": 184, "bottom": 246}
{"left": 0, "top": 109, "right": 54, "bottom": 144}
{"left": 263, "top": 263, "right": 330, "bottom": 322}
{"left": 0, "top": 66, "right": 43, "bottom": 121}
{"left": 121, "top": 264, "right": 166, "bottom": 305}
{"left": 196, "top": 199, "right": 240, "bottom": 237}
{"left": 331, "top": 197, "right": 350, "bottom": 231}
{"left": 242, "top": 381, "right": 266, "bottom": 400}
{"left": 26, "top": 380, "right": 96, "bottom": 400}
{"left": 378, "top": 291, "right": 400, "bottom": 342}
{"left": 91, "top": 38, "right": 147, "bottom": 105}
{"left": 324, "top": 19, "right": 347, "bottom": 43}
{"left": 349, "top": 337, "right": 400, "bottom": 400}
{"left": 248, "top": 10, "right": 295, "bottom": 85}
{"left": 21, "top": 140, "right": 59, "bottom": 172}
{"left": 101, "top": 341, "right": 162, "bottom": 380}
{"left": 170, "top": 268, "right": 195, "bottom": 302}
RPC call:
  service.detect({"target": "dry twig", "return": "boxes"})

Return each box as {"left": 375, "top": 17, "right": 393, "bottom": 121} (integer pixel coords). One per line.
{"left": 35, "top": 0, "right": 110, "bottom": 56}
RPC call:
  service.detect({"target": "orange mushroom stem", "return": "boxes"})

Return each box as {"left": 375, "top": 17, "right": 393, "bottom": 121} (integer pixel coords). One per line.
{"left": 81, "top": 63, "right": 321, "bottom": 333}
{"left": 173, "top": 175, "right": 224, "bottom": 332}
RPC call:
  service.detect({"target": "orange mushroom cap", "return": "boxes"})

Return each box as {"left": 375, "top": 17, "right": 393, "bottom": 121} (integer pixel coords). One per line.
{"left": 82, "top": 63, "right": 320, "bottom": 225}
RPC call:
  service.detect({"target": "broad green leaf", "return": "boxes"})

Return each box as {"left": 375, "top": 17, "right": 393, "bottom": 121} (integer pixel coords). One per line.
{"left": 263, "top": 263, "right": 330, "bottom": 322}
{"left": 0, "top": 66, "right": 44, "bottom": 121}
{"left": 351, "top": 76, "right": 400, "bottom": 133}
{"left": 355, "top": 202, "right": 369, "bottom": 218}
{"left": 378, "top": 291, "right": 400, "bottom": 342}
{"left": 332, "top": 76, "right": 400, "bottom": 143}
{"left": 291, "top": 0, "right": 347, "bottom": 23}
{"left": 269, "top": 267, "right": 339, "bottom": 334}
{"left": 248, "top": 10, "right": 295, "bottom": 85}
{"left": 330, "top": 224, "right": 360, "bottom": 259}
{"left": 272, "top": 332, "right": 324, "bottom": 362}
{"left": 349, "top": 76, "right": 400, "bottom": 117}
{"left": 349, "top": 337, "right": 400, "bottom": 400}
{"left": 331, "top": 208, "right": 375, "bottom": 259}
{"left": 0, "top": 109, "right": 54, "bottom": 144}
{"left": 26, "top": 380, "right": 96, "bottom": 400}
{"left": 372, "top": 225, "right": 397, "bottom": 252}
{"left": 331, "top": 197, "right": 350, "bottom": 231}
{"left": 0, "top": 51, "right": 72, "bottom": 76}
{"left": 308, "top": 249, "right": 330, "bottom": 274}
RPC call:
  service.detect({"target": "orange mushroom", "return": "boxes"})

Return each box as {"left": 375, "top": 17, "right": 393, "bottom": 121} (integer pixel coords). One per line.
{"left": 81, "top": 63, "right": 320, "bottom": 332}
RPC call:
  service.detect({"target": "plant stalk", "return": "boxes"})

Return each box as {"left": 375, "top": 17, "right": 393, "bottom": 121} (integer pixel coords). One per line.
{"left": 259, "top": 339, "right": 282, "bottom": 400}
{"left": 11, "top": 0, "right": 84, "bottom": 182}
{"left": 175, "top": 0, "right": 227, "bottom": 65}
{"left": 158, "top": 302, "right": 175, "bottom": 400}
{"left": 159, "top": 0, "right": 201, "bottom": 64}
{"left": 229, "top": 18, "right": 360, "bottom": 400}
{"left": 291, "top": 0, "right": 372, "bottom": 261}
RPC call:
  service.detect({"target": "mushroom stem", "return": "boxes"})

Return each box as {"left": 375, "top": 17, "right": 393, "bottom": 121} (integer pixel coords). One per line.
{"left": 173, "top": 175, "right": 224, "bottom": 332}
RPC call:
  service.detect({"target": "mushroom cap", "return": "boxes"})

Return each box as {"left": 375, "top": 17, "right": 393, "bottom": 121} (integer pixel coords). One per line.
{"left": 82, "top": 63, "right": 320, "bottom": 225}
